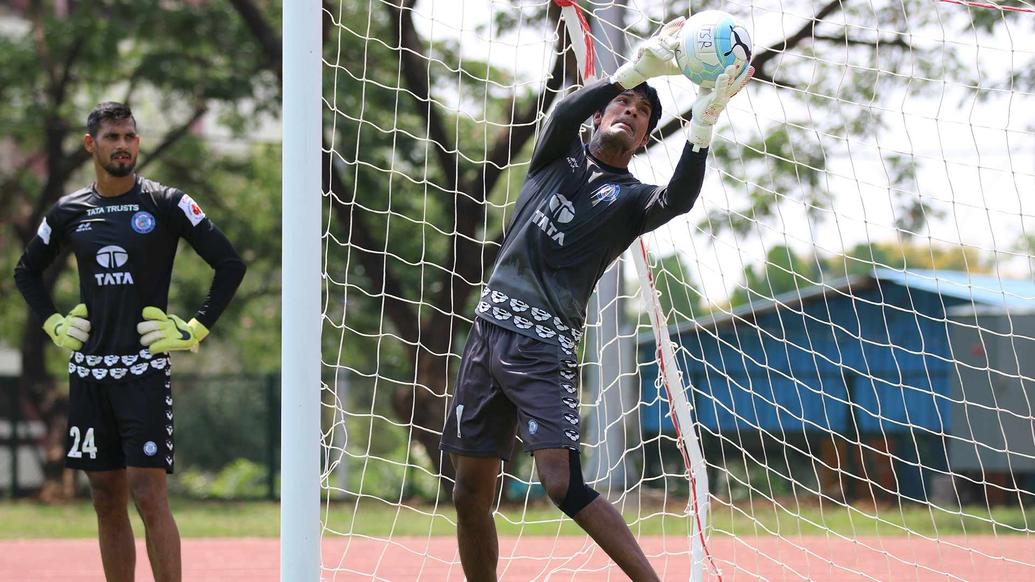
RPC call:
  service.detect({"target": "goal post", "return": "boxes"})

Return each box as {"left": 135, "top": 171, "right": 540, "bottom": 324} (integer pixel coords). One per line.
{"left": 280, "top": 0, "right": 321, "bottom": 579}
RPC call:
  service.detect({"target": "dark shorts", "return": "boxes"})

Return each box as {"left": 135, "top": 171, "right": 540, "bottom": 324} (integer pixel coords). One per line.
{"left": 65, "top": 369, "right": 175, "bottom": 473}
{"left": 440, "top": 318, "right": 581, "bottom": 461}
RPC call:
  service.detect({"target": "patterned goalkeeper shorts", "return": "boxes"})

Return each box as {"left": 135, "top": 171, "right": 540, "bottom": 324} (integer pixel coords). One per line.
{"left": 440, "top": 317, "right": 581, "bottom": 461}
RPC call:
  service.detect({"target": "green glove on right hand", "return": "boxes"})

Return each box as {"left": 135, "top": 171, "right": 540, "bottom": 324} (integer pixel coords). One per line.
{"left": 137, "top": 306, "right": 210, "bottom": 354}
{"left": 43, "top": 303, "right": 91, "bottom": 351}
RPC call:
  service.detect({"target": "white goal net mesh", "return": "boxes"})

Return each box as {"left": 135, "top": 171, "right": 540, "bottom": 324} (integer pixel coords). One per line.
{"left": 319, "top": 0, "right": 1035, "bottom": 579}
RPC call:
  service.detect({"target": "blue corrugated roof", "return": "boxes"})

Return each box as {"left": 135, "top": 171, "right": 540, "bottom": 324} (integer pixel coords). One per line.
{"left": 872, "top": 268, "right": 1035, "bottom": 309}
{"left": 646, "top": 269, "right": 1035, "bottom": 342}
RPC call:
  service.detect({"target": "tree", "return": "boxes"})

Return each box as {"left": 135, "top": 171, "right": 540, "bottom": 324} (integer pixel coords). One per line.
{"left": 191, "top": 0, "right": 1028, "bottom": 496}
{"left": 0, "top": 0, "right": 281, "bottom": 498}
{"left": 311, "top": 0, "right": 1010, "bottom": 489}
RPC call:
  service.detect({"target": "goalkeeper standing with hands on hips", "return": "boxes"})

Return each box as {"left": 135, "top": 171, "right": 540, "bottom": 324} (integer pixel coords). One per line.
{"left": 14, "top": 102, "right": 246, "bottom": 582}
{"left": 440, "top": 17, "right": 752, "bottom": 581}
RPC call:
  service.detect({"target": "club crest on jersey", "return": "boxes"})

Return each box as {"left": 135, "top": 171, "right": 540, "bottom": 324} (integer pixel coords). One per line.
{"left": 177, "top": 193, "right": 206, "bottom": 227}
{"left": 590, "top": 183, "right": 621, "bottom": 207}
{"left": 131, "top": 211, "right": 156, "bottom": 234}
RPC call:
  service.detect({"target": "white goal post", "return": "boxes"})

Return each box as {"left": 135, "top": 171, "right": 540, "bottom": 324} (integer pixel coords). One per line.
{"left": 281, "top": 0, "right": 321, "bottom": 580}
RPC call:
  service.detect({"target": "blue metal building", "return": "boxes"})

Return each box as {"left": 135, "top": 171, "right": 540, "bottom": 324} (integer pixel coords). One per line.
{"left": 637, "top": 269, "right": 1035, "bottom": 501}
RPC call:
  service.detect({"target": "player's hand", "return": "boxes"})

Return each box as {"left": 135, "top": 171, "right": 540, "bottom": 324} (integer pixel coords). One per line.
{"left": 611, "top": 17, "right": 686, "bottom": 89}
{"left": 688, "top": 63, "right": 754, "bottom": 151}
{"left": 136, "top": 306, "right": 209, "bottom": 354}
{"left": 43, "top": 304, "right": 91, "bottom": 351}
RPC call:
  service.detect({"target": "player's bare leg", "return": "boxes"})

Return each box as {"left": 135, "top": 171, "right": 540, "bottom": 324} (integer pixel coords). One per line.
{"left": 450, "top": 453, "right": 502, "bottom": 582}
{"left": 127, "top": 467, "right": 181, "bottom": 582}
{"left": 533, "top": 448, "right": 659, "bottom": 582}
{"left": 87, "top": 470, "right": 135, "bottom": 582}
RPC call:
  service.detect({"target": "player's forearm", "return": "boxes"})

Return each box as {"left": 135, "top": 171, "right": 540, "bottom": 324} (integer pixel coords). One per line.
{"left": 182, "top": 219, "right": 247, "bottom": 329}
{"left": 13, "top": 254, "right": 60, "bottom": 323}
{"left": 192, "top": 256, "right": 246, "bottom": 329}
{"left": 529, "top": 79, "right": 622, "bottom": 171}
{"left": 640, "top": 143, "right": 708, "bottom": 233}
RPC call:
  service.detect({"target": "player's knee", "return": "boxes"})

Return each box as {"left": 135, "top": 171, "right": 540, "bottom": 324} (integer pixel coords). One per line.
{"left": 129, "top": 480, "right": 168, "bottom": 519}
{"left": 541, "top": 473, "right": 570, "bottom": 508}
{"left": 89, "top": 483, "right": 125, "bottom": 516}
{"left": 543, "top": 450, "right": 599, "bottom": 518}
{"left": 452, "top": 478, "right": 490, "bottom": 518}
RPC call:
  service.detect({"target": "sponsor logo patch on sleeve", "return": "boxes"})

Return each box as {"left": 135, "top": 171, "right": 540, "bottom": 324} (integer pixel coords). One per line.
{"left": 177, "top": 193, "right": 206, "bottom": 227}
{"left": 37, "top": 218, "right": 52, "bottom": 245}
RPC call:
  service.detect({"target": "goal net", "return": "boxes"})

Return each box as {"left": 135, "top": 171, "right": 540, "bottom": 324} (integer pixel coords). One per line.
{"left": 311, "top": 0, "right": 1035, "bottom": 579}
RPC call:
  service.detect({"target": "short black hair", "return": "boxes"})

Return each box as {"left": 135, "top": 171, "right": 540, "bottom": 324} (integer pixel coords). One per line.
{"left": 597, "top": 82, "right": 663, "bottom": 138}
{"left": 87, "top": 102, "right": 135, "bottom": 136}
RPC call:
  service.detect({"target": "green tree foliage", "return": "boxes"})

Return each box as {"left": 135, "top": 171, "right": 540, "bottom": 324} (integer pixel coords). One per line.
{"left": 727, "top": 241, "right": 996, "bottom": 309}
{"left": 320, "top": 0, "right": 1028, "bottom": 490}
{"left": 653, "top": 253, "right": 704, "bottom": 320}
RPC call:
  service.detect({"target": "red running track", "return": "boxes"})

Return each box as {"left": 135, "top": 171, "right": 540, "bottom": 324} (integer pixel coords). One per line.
{"left": 1, "top": 536, "right": 1032, "bottom": 580}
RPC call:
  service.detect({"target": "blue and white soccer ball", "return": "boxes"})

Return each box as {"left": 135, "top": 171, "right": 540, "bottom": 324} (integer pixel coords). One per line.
{"left": 674, "top": 10, "right": 752, "bottom": 89}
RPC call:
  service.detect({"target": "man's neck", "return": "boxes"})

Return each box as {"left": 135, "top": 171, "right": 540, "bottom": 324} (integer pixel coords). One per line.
{"left": 94, "top": 172, "right": 136, "bottom": 198}
{"left": 588, "top": 139, "right": 633, "bottom": 169}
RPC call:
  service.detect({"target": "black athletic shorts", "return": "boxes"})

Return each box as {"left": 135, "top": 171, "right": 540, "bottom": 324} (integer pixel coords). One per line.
{"left": 440, "top": 318, "right": 581, "bottom": 461}
{"left": 65, "top": 368, "right": 175, "bottom": 473}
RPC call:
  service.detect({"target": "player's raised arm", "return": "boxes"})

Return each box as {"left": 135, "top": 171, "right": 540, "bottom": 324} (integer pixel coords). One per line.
{"left": 528, "top": 18, "right": 687, "bottom": 174}
{"left": 137, "top": 192, "right": 246, "bottom": 354}
{"left": 636, "top": 63, "right": 754, "bottom": 235}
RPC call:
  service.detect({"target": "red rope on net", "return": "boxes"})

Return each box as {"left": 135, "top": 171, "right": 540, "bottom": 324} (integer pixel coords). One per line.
{"left": 553, "top": 0, "right": 597, "bottom": 80}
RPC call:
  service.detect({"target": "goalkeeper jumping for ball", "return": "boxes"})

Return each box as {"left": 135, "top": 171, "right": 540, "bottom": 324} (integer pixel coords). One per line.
{"left": 439, "top": 17, "right": 752, "bottom": 581}
{"left": 13, "top": 102, "right": 246, "bottom": 582}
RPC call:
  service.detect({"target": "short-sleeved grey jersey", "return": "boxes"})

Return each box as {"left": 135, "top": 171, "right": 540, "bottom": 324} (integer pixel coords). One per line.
{"left": 477, "top": 79, "right": 708, "bottom": 352}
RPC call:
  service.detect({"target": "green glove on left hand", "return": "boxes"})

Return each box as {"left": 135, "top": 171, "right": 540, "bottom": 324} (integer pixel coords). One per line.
{"left": 43, "top": 303, "right": 91, "bottom": 351}
{"left": 136, "top": 306, "right": 209, "bottom": 354}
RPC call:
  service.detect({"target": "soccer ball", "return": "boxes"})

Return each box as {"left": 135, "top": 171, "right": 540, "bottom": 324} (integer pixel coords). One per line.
{"left": 673, "top": 10, "right": 752, "bottom": 89}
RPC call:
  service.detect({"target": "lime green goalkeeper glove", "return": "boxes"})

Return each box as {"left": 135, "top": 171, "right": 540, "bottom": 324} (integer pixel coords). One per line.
{"left": 43, "top": 304, "right": 91, "bottom": 350}
{"left": 136, "top": 306, "right": 210, "bottom": 354}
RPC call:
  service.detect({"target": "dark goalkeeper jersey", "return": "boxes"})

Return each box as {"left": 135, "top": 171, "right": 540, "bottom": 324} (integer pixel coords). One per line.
{"left": 14, "top": 176, "right": 246, "bottom": 380}
{"left": 477, "top": 79, "right": 707, "bottom": 352}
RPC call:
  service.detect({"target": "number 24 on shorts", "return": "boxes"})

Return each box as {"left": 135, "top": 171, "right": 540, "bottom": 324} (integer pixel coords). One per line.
{"left": 68, "top": 425, "right": 98, "bottom": 459}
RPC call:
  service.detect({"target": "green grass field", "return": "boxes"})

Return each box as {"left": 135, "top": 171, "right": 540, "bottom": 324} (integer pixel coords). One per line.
{"left": 2, "top": 497, "right": 1031, "bottom": 539}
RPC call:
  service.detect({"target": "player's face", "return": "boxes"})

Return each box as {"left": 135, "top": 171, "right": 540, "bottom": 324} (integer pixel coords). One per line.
{"left": 595, "top": 91, "right": 652, "bottom": 149}
{"left": 85, "top": 118, "right": 140, "bottom": 178}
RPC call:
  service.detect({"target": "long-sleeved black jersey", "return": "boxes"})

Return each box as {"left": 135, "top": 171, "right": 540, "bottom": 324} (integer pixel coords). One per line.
{"left": 476, "top": 79, "right": 707, "bottom": 352}
{"left": 14, "top": 176, "right": 246, "bottom": 380}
